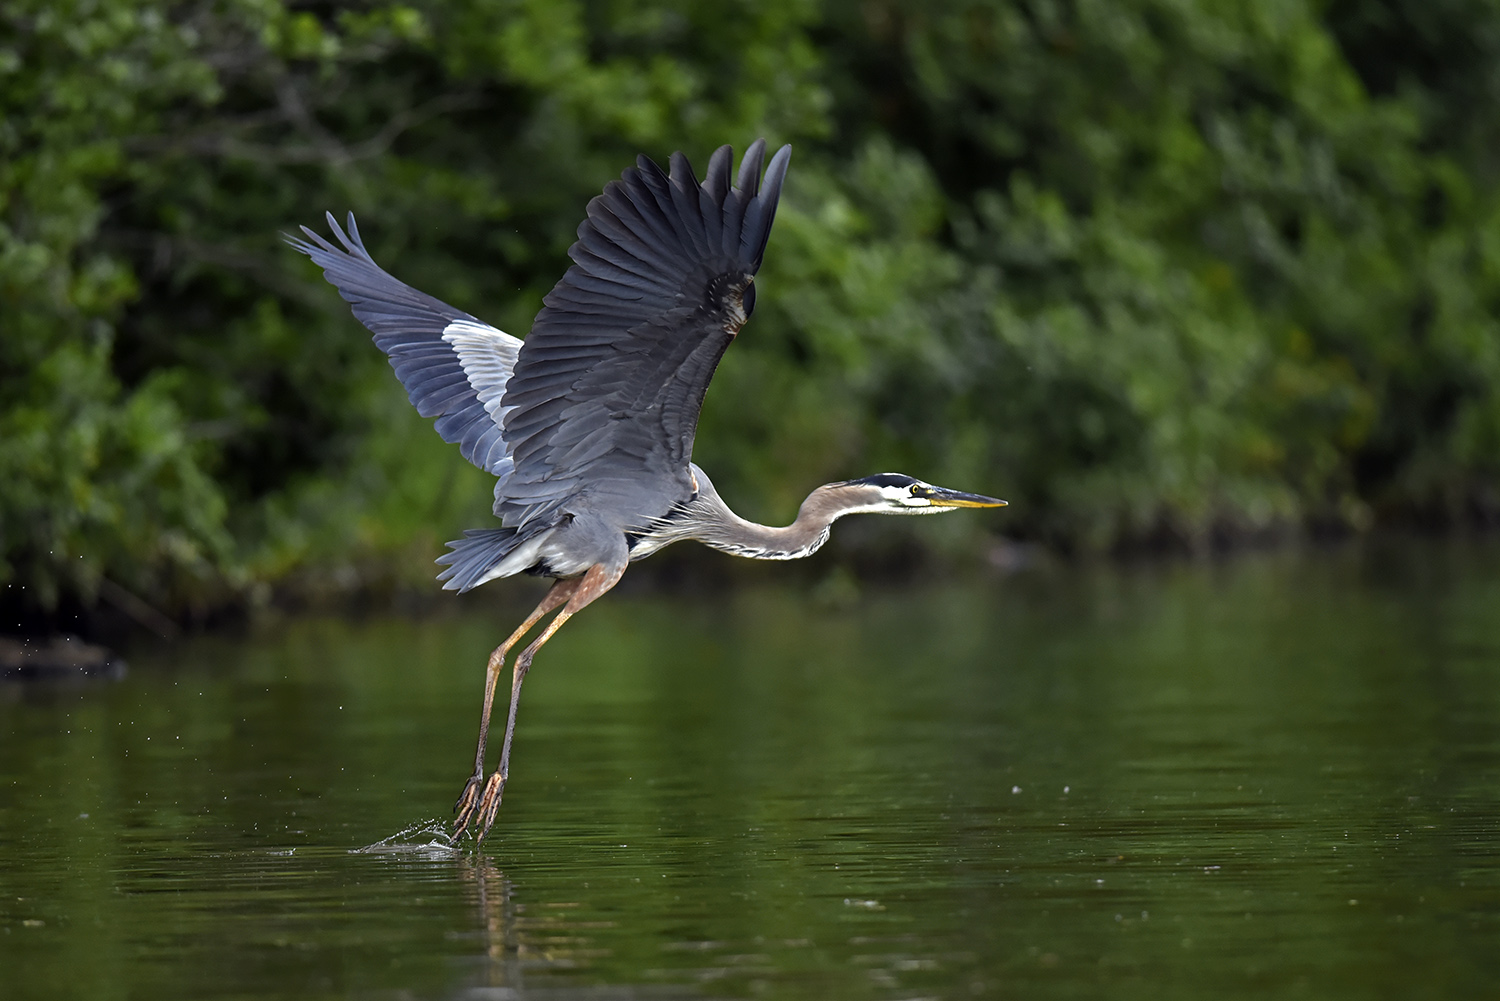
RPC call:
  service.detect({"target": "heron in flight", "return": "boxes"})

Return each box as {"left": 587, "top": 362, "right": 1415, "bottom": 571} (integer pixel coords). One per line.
{"left": 289, "top": 140, "right": 1006, "bottom": 843}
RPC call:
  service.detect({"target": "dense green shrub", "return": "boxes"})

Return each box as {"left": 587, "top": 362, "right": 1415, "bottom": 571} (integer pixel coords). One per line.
{"left": 3, "top": 0, "right": 1498, "bottom": 614}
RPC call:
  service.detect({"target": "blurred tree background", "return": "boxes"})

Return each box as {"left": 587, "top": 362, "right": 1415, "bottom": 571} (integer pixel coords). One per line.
{"left": 3, "top": 0, "right": 1500, "bottom": 621}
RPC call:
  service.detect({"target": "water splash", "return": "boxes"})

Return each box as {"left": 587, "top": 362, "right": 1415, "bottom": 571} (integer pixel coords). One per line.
{"left": 350, "top": 819, "right": 457, "bottom": 856}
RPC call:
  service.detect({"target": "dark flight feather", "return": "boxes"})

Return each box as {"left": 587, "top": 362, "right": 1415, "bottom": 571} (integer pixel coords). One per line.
{"left": 499, "top": 141, "right": 792, "bottom": 532}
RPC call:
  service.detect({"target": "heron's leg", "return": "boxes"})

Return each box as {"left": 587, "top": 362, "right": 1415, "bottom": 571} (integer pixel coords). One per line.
{"left": 454, "top": 578, "right": 579, "bottom": 836}
{"left": 470, "top": 562, "right": 627, "bottom": 843}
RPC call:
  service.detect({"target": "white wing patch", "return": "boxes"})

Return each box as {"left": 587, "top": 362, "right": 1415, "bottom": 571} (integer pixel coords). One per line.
{"left": 443, "top": 319, "right": 523, "bottom": 478}
{"left": 442, "top": 319, "right": 521, "bottom": 422}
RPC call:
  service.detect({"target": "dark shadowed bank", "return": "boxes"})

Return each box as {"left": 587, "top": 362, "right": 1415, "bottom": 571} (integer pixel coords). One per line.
{"left": 3, "top": 0, "right": 1500, "bottom": 630}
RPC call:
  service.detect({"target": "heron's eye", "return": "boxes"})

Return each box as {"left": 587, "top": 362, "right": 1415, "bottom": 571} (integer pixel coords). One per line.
{"left": 909, "top": 485, "right": 931, "bottom": 498}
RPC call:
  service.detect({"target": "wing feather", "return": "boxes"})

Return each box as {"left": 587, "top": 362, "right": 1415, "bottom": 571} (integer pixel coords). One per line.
{"left": 667, "top": 152, "right": 711, "bottom": 260}
{"left": 585, "top": 210, "right": 681, "bottom": 276}
{"left": 569, "top": 245, "right": 675, "bottom": 294}
{"left": 286, "top": 213, "right": 521, "bottom": 477}
{"left": 499, "top": 141, "right": 792, "bottom": 532}
{"left": 698, "top": 145, "right": 731, "bottom": 253}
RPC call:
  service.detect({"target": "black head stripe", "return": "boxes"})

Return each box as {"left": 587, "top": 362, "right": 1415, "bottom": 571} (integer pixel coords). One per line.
{"left": 844, "top": 472, "right": 917, "bottom": 489}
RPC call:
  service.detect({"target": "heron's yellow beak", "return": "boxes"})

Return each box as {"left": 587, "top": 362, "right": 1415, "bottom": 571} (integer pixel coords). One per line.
{"left": 928, "top": 487, "right": 1008, "bottom": 509}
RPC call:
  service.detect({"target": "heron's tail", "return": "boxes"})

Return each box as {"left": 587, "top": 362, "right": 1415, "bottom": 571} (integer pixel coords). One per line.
{"left": 437, "top": 528, "right": 524, "bottom": 593}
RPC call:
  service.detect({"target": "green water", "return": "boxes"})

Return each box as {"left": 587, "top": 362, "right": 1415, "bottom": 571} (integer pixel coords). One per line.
{"left": 3, "top": 540, "right": 1499, "bottom": 999}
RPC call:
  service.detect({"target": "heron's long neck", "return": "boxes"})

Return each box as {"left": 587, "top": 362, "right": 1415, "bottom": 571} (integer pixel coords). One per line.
{"left": 689, "top": 485, "right": 840, "bottom": 561}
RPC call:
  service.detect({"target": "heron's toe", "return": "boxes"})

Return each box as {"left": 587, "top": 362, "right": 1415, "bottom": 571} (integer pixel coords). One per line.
{"left": 475, "top": 772, "right": 506, "bottom": 843}
{"left": 452, "top": 771, "right": 485, "bottom": 839}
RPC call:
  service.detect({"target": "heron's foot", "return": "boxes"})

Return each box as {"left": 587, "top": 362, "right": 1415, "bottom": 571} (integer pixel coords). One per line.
{"left": 453, "top": 770, "right": 507, "bottom": 843}
{"left": 452, "top": 770, "right": 485, "bottom": 840}
{"left": 473, "top": 771, "right": 507, "bottom": 842}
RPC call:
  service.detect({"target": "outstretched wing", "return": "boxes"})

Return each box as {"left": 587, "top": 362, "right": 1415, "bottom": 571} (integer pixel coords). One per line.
{"left": 499, "top": 140, "right": 792, "bottom": 528}
{"left": 287, "top": 213, "right": 520, "bottom": 477}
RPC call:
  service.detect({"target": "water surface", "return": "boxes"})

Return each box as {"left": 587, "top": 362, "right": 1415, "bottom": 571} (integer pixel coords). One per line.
{"left": 3, "top": 539, "right": 1499, "bottom": 999}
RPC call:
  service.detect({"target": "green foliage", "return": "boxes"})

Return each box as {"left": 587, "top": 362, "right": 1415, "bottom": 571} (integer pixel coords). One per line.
{"left": 0, "top": 0, "right": 230, "bottom": 608}
{"left": 2, "top": 0, "right": 1499, "bottom": 614}
{"left": 812, "top": 0, "right": 1500, "bottom": 545}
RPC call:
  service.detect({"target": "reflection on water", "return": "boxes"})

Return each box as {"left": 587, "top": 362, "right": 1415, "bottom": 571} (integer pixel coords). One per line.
{"left": 2, "top": 538, "right": 1500, "bottom": 999}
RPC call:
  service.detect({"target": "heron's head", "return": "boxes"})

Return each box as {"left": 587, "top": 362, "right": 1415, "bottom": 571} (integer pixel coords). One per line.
{"left": 826, "top": 473, "right": 1007, "bottom": 517}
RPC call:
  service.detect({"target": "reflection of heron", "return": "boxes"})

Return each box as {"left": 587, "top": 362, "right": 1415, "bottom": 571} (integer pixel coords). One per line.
{"left": 290, "top": 140, "right": 1006, "bottom": 842}
{"left": 456, "top": 854, "right": 518, "bottom": 982}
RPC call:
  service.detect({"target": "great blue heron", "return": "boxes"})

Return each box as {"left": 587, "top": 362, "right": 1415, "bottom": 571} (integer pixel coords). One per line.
{"left": 289, "top": 140, "right": 1006, "bottom": 843}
